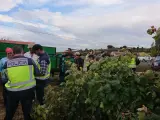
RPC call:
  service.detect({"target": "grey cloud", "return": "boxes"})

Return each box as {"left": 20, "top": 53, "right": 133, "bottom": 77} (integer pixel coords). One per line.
{"left": 0, "top": 25, "right": 73, "bottom": 51}
{"left": 0, "top": 0, "right": 22, "bottom": 12}
{"left": 2, "top": 1, "right": 160, "bottom": 51}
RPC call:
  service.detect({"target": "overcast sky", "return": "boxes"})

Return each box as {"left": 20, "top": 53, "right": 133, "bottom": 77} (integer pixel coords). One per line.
{"left": 0, "top": 0, "right": 159, "bottom": 51}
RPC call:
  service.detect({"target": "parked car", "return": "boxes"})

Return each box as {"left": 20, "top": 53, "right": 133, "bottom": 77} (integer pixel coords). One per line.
{"left": 138, "top": 56, "right": 152, "bottom": 62}
{"left": 151, "top": 56, "right": 160, "bottom": 71}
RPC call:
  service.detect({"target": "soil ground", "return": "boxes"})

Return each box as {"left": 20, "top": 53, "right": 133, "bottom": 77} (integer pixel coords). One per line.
{"left": 136, "top": 61, "right": 151, "bottom": 72}
{"left": 0, "top": 75, "right": 59, "bottom": 120}
{"left": 0, "top": 85, "right": 23, "bottom": 120}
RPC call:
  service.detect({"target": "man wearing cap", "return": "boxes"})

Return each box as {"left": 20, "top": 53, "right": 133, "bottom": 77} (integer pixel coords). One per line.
{"left": 59, "top": 50, "right": 75, "bottom": 84}
{"left": 74, "top": 52, "right": 84, "bottom": 71}
{"left": 67, "top": 48, "right": 74, "bottom": 57}
{"left": 0, "top": 48, "right": 13, "bottom": 106}
{"left": 58, "top": 51, "right": 68, "bottom": 84}
{"left": 24, "top": 44, "right": 39, "bottom": 62}
{"left": 32, "top": 44, "right": 51, "bottom": 105}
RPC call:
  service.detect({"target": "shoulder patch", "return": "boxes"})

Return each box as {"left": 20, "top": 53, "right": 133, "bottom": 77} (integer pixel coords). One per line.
{"left": 7, "top": 58, "right": 28, "bottom": 67}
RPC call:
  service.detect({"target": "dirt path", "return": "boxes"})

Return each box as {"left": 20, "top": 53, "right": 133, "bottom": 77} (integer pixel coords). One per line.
{"left": 0, "top": 85, "right": 6, "bottom": 120}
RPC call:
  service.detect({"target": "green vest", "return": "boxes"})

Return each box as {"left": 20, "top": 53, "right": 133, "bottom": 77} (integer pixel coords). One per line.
{"left": 129, "top": 58, "right": 136, "bottom": 68}
{"left": 64, "top": 57, "right": 74, "bottom": 69}
{"left": 5, "top": 59, "right": 36, "bottom": 91}
{"left": 35, "top": 60, "right": 51, "bottom": 80}
{"left": 65, "top": 57, "right": 75, "bottom": 63}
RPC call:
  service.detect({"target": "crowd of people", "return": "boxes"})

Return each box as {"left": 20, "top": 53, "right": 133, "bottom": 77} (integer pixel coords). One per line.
{"left": 0, "top": 46, "right": 140, "bottom": 120}
{"left": 0, "top": 44, "right": 51, "bottom": 120}
{"left": 58, "top": 49, "right": 140, "bottom": 82}
{"left": 58, "top": 49, "right": 113, "bottom": 83}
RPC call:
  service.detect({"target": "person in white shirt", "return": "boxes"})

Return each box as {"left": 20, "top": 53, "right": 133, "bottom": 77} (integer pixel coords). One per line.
{"left": 24, "top": 44, "right": 39, "bottom": 62}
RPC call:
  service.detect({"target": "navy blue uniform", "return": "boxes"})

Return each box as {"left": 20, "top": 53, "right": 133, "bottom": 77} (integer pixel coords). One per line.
{"left": 3, "top": 56, "right": 40, "bottom": 120}
{"left": 36, "top": 52, "right": 50, "bottom": 105}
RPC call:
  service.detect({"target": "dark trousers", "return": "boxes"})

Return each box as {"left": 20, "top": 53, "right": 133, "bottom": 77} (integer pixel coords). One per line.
{"left": 36, "top": 80, "right": 47, "bottom": 105}
{"left": 5, "top": 88, "right": 35, "bottom": 120}
{"left": 2, "top": 83, "right": 7, "bottom": 106}
{"left": 59, "top": 72, "right": 65, "bottom": 83}
{"left": 132, "top": 68, "right": 136, "bottom": 72}
{"left": 59, "top": 71, "right": 70, "bottom": 84}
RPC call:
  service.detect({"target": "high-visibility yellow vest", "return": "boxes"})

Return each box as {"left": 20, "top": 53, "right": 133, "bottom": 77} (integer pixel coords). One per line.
{"left": 128, "top": 58, "right": 136, "bottom": 68}
{"left": 5, "top": 58, "right": 36, "bottom": 91}
{"left": 35, "top": 60, "right": 51, "bottom": 80}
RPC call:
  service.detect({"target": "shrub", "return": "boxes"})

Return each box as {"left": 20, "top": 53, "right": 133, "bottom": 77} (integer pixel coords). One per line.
{"left": 32, "top": 57, "right": 160, "bottom": 120}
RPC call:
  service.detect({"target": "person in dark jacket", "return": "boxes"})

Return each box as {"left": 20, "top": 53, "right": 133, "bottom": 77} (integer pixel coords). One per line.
{"left": 87, "top": 55, "right": 95, "bottom": 71}
{"left": 59, "top": 50, "right": 75, "bottom": 83}
{"left": 65, "top": 48, "right": 74, "bottom": 58}
{"left": 135, "top": 53, "right": 140, "bottom": 66}
{"left": 74, "top": 52, "right": 84, "bottom": 71}
{"left": 59, "top": 52, "right": 68, "bottom": 83}
{"left": 32, "top": 44, "right": 51, "bottom": 105}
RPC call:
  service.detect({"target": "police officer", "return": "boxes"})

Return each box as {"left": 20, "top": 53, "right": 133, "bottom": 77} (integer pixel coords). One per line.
{"left": 86, "top": 55, "right": 95, "bottom": 71}
{"left": 74, "top": 52, "right": 84, "bottom": 71}
{"left": 3, "top": 45, "right": 40, "bottom": 120}
{"left": 32, "top": 44, "right": 51, "bottom": 105}
{"left": 128, "top": 53, "right": 140, "bottom": 72}
{"left": 129, "top": 57, "right": 137, "bottom": 72}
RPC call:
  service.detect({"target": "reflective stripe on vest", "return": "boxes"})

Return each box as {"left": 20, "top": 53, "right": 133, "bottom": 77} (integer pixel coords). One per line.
{"left": 5, "top": 63, "right": 36, "bottom": 92}
{"left": 6, "top": 84, "right": 36, "bottom": 91}
{"left": 35, "top": 60, "right": 51, "bottom": 80}
{"left": 129, "top": 58, "right": 136, "bottom": 68}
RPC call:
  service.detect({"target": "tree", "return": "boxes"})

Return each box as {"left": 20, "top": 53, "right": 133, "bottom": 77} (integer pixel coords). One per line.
{"left": 137, "top": 47, "right": 139, "bottom": 52}
{"left": 123, "top": 45, "right": 127, "bottom": 49}
{"left": 85, "top": 48, "right": 88, "bottom": 52}
{"left": 107, "top": 45, "right": 114, "bottom": 49}
{"left": 150, "top": 46, "right": 159, "bottom": 57}
{"left": 147, "top": 26, "right": 160, "bottom": 46}
{"left": 141, "top": 47, "right": 144, "bottom": 52}
{"left": 132, "top": 47, "right": 136, "bottom": 52}
{"left": 151, "top": 42, "right": 155, "bottom": 47}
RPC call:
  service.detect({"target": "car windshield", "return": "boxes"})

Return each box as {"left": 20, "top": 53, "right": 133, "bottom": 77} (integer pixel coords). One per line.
{"left": 155, "top": 56, "right": 160, "bottom": 61}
